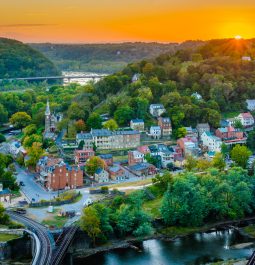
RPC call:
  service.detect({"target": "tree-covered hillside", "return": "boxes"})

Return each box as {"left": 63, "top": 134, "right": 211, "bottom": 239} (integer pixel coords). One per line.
{"left": 0, "top": 38, "right": 60, "bottom": 79}
{"left": 30, "top": 41, "right": 203, "bottom": 73}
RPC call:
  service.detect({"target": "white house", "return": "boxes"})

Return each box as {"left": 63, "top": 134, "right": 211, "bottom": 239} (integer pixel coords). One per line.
{"left": 246, "top": 100, "right": 255, "bottom": 111}
{"left": 94, "top": 168, "right": 109, "bottom": 183}
{"left": 149, "top": 104, "right": 166, "bottom": 117}
{"left": 150, "top": 126, "right": 161, "bottom": 139}
{"left": 191, "top": 92, "right": 202, "bottom": 100}
{"left": 237, "top": 112, "right": 254, "bottom": 127}
{"left": 201, "top": 131, "right": 222, "bottom": 152}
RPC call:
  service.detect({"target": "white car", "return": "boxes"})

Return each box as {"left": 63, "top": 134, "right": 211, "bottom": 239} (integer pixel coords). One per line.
{"left": 83, "top": 198, "right": 93, "bottom": 207}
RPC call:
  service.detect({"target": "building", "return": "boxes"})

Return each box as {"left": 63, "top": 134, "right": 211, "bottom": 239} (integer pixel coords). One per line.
{"left": 237, "top": 112, "right": 254, "bottom": 127}
{"left": 44, "top": 100, "right": 62, "bottom": 139}
{"left": 128, "top": 162, "right": 157, "bottom": 176}
{"left": 158, "top": 117, "right": 172, "bottom": 137}
{"left": 132, "top": 73, "right": 140, "bottom": 83}
{"left": 196, "top": 123, "right": 210, "bottom": 139}
{"left": 74, "top": 149, "right": 95, "bottom": 166}
{"left": 128, "top": 150, "right": 145, "bottom": 166}
{"left": 9, "top": 141, "right": 26, "bottom": 158}
{"left": 215, "top": 126, "right": 247, "bottom": 145}
{"left": 76, "top": 133, "right": 93, "bottom": 149}
{"left": 94, "top": 168, "right": 109, "bottom": 183}
{"left": 137, "top": 145, "right": 151, "bottom": 155}
{"left": 37, "top": 157, "right": 83, "bottom": 191}
{"left": 0, "top": 184, "right": 11, "bottom": 204}
{"left": 108, "top": 165, "right": 125, "bottom": 181}
{"left": 177, "top": 137, "right": 199, "bottom": 156}
{"left": 99, "top": 154, "right": 114, "bottom": 166}
{"left": 191, "top": 92, "right": 202, "bottom": 100}
{"left": 201, "top": 131, "right": 222, "bottom": 152}
{"left": 76, "top": 129, "right": 140, "bottom": 150}
{"left": 130, "top": 119, "right": 144, "bottom": 132}
{"left": 242, "top": 56, "right": 252, "bottom": 61}
{"left": 149, "top": 104, "right": 166, "bottom": 117}
{"left": 150, "top": 126, "right": 161, "bottom": 139}
{"left": 246, "top": 99, "right": 255, "bottom": 111}
{"left": 185, "top": 127, "right": 198, "bottom": 138}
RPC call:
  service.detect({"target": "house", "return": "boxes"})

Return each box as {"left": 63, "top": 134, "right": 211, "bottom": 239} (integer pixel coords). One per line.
{"left": 130, "top": 119, "right": 144, "bottom": 132}
{"left": 159, "top": 149, "right": 174, "bottom": 168}
{"left": 9, "top": 141, "right": 26, "bottom": 158}
{"left": 242, "top": 56, "right": 252, "bottom": 61}
{"left": 94, "top": 168, "right": 109, "bottom": 183}
{"left": 201, "top": 131, "right": 222, "bottom": 152}
{"left": 76, "top": 129, "right": 140, "bottom": 150}
{"left": 185, "top": 127, "right": 198, "bottom": 138}
{"left": 37, "top": 157, "right": 83, "bottom": 191}
{"left": 128, "top": 162, "right": 156, "bottom": 176}
{"left": 74, "top": 149, "right": 95, "bottom": 166}
{"left": 215, "top": 126, "right": 247, "bottom": 145}
{"left": 191, "top": 92, "right": 202, "bottom": 100}
{"left": 158, "top": 117, "right": 172, "bottom": 137}
{"left": 237, "top": 112, "right": 254, "bottom": 127}
{"left": 0, "top": 183, "right": 11, "bottom": 204}
{"left": 128, "top": 150, "right": 145, "bottom": 166}
{"left": 99, "top": 154, "right": 113, "bottom": 166}
{"left": 132, "top": 73, "right": 140, "bottom": 83}
{"left": 76, "top": 133, "right": 93, "bottom": 149}
{"left": 150, "top": 126, "right": 161, "bottom": 139}
{"left": 137, "top": 145, "right": 150, "bottom": 155}
{"left": 246, "top": 99, "right": 255, "bottom": 111}
{"left": 108, "top": 165, "right": 125, "bottom": 181}
{"left": 196, "top": 123, "right": 210, "bottom": 139}
{"left": 177, "top": 137, "right": 199, "bottom": 156}
{"left": 149, "top": 104, "right": 166, "bottom": 117}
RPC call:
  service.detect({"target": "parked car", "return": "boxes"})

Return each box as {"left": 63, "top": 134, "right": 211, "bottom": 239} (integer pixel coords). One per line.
{"left": 83, "top": 198, "right": 93, "bottom": 207}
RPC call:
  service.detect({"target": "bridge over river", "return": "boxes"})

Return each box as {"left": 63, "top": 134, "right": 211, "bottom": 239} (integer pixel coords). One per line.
{"left": 0, "top": 73, "right": 106, "bottom": 83}
{"left": 8, "top": 211, "right": 78, "bottom": 265}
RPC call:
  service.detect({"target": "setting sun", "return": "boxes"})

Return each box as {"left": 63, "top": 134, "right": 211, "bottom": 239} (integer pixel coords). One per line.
{"left": 235, "top": 35, "right": 242, "bottom": 40}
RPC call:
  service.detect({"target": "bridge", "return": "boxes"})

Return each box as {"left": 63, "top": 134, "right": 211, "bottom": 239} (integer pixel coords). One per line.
{"left": 0, "top": 74, "right": 106, "bottom": 83}
{"left": 8, "top": 211, "right": 77, "bottom": 265}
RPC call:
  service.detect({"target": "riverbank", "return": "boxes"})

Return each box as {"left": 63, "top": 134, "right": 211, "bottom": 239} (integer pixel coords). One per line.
{"left": 73, "top": 215, "right": 255, "bottom": 260}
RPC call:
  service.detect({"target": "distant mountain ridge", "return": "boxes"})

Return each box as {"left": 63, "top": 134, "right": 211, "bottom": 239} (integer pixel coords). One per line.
{"left": 30, "top": 41, "right": 204, "bottom": 73}
{"left": 0, "top": 38, "right": 60, "bottom": 79}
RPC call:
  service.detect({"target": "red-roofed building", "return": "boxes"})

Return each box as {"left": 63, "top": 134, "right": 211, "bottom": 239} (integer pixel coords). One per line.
{"left": 215, "top": 126, "right": 247, "bottom": 145}
{"left": 137, "top": 145, "right": 150, "bottom": 155}
{"left": 74, "top": 149, "right": 95, "bottom": 166}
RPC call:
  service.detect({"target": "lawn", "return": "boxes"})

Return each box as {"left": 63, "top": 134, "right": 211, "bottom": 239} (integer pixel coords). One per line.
{"left": 243, "top": 225, "right": 255, "bottom": 237}
{"left": 108, "top": 178, "right": 153, "bottom": 189}
{"left": 143, "top": 196, "right": 162, "bottom": 218}
{"left": 0, "top": 233, "right": 20, "bottom": 242}
{"left": 42, "top": 215, "right": 68, "bottom": 228}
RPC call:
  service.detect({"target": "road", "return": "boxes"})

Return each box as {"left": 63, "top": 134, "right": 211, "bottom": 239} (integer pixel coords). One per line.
{"left": 15, "top": 164, "right": 58, "bottom": 202}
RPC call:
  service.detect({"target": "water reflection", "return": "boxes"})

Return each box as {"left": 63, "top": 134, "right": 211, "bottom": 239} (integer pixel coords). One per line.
{"left": 77, "top": 229, "right": 254, "bottom": 265}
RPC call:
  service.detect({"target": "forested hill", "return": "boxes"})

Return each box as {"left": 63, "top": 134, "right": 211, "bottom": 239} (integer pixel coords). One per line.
{"left": 0, "top": 38, "right": 60, "bottom": 79}
{"left": 29, "top": 41, "right": 203, "bottom": 73}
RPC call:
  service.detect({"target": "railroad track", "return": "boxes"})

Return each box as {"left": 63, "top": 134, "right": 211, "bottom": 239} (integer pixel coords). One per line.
{"left": 7, "top": 211, "right": 53, "bottom": 265}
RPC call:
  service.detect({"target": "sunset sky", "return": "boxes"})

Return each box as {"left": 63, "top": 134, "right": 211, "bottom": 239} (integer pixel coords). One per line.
{"left": 1, "top": 0, "right": 255, "bottom": 43}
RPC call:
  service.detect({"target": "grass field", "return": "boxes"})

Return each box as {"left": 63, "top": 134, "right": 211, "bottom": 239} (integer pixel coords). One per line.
{"left": 0, "top": 233, "right": 20, "bottom": 242}
{"left": 143, "top": 196, "right": 162, "bottom": 218}
{"left": 42, "top": 215, "right": 68, "bottom": 228}
{"left": 243, "top": 225, "right": 255, "bottom": 237}
{"left": 108, "top": 178, "right": 153, "bottom": 189}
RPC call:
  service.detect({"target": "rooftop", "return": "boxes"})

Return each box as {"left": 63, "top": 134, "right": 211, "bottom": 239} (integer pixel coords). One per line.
{"left": 131, "top": 119, "right": 144, "bottom": 123}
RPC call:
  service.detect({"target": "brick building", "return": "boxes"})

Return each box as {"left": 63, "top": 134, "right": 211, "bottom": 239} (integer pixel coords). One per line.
{"left": 74, "top": 149, "right": 95, "bottom": 166}
{"left": 158, "top": 117, "right": 172, "bottom": 136}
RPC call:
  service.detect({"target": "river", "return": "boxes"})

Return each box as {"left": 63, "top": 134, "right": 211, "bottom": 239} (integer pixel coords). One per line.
{"left": 62, "top": 71, "right": 107, "bottom": 85}
{"left": 76, "top": 229, "right": 254, "bottom": 265}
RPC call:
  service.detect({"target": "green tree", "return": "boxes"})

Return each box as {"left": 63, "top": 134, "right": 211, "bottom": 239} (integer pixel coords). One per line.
{"left": 103, "top": 119, "right": 118, "bottom": 131}
{"left": 0, "top": 104, "right": 8, "bottom": 124}
{"left": 80, "top": 207, "right": 101, "bottom": 247}
{"left": 23, "top": 124, "right": 37, "bottom": 136}
{"left": 233, "top": 119, "right": 244, "bottom": 130}
{"left": 230, "top": 145, "right": 252, "bottom": 168}
{"left": 212, "top": 153, "right": 226, "bottom": 170}
{"left": 23, "top": 134, "right": 42, "bottom": 148}
{"left": 87, "top": 113, "right": 103, "bottom": 129}
{"left": 86, "top": 156, "right": 105, "bottom": 175}
{"left": 25, "top": 142, "right": 44, "bottom": 168}
{"left": 221, "top": 143, "right": 229, "bottom": 158}
{"left": 184, "top": 155, "right": 197, "bottom": 171}
{"left": 175, "top": 127, "right": 187, "bottom": 139}
{"left": 0, "top": 134, "right": 6, "bottom": 143}
{"left": 114, "top": 106, "right": 134, "bottom": 126}
{"left": 10, "top": 112, "right": 32, "bottom": 129}
{"left": 247, "top": 130, "right": 255, "bottom": 151}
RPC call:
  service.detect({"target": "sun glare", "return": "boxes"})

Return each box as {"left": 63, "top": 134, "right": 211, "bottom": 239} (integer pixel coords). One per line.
{"left": 235, "top": 35, "right": 242, "bottom": 40}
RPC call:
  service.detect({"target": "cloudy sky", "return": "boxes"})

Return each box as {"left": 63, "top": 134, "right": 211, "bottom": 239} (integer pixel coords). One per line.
{"left": 1, "top": 0, "right": 255, "bottom": 43}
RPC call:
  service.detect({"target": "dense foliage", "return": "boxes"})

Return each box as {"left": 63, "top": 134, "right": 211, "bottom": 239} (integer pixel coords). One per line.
{"left": 30, "top": 41, "right": 203, "bottom": 73}
{"left": 0, "top": 38, "right": 60, "bottom": 79}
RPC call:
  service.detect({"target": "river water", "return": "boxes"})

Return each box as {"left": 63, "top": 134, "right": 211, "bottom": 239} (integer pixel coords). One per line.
{"left": 62, "top": 71, "right": 107, "bottom": 85}
{"left": 76, "top": 229, "right": 254, "bottom": 265}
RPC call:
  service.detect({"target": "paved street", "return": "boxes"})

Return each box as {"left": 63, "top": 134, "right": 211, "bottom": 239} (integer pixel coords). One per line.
{"left": 15, "top": 164, "right": 58, "bottom": 202}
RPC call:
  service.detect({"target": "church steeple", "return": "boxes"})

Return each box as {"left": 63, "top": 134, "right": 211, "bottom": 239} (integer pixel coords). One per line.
{"left": 45, "top": 99, "right": 51, "bottom": 116}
